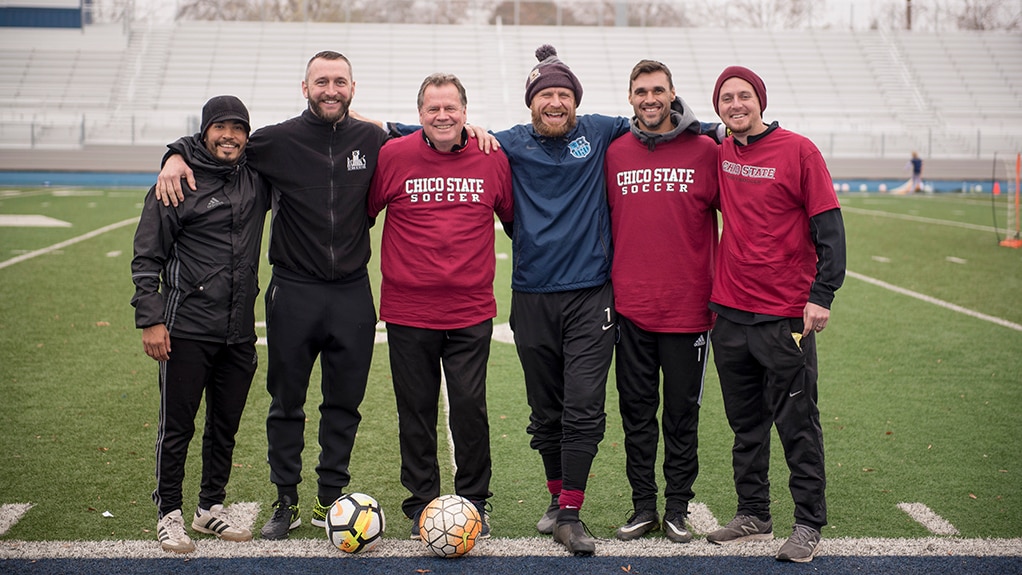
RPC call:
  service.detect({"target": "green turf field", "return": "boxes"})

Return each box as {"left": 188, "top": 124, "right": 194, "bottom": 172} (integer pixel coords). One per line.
{"left": 0, "top": 188, "right": 1019, "bottom": 544}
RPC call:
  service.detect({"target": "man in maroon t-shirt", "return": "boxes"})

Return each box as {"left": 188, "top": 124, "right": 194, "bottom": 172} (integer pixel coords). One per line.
{"left": 603, "top": 60, "right": 719, "bottom": 545}
{"left": 368, "top": 73, "right": 513, "bottom": 540}
{"left": 705, "top": 65, "right": 846, "bottom": 564}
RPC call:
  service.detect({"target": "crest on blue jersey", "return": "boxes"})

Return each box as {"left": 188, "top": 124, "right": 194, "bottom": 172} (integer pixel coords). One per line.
{"left": 568, "top": 136, "right": 591, "bottom": 159}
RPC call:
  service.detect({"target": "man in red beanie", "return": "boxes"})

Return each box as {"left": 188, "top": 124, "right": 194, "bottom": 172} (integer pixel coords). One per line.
{"left": 705, "top": 65, "right": 846, "bottom": 564}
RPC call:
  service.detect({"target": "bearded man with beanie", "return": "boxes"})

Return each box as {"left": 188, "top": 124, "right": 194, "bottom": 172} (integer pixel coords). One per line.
{"left": 705, "top": 65, "right": 846, "bottom": 563}
{"left": 132, "top": 95, "right": 269, "bottom": 553}
{"left": 485, "top": 45, "right": 628, "bottom": 556}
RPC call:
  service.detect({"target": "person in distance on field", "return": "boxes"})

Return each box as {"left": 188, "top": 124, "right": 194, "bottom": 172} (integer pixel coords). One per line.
{"left": 131, "top": 95, "right": 268, "bottom": 553}
{"left": 367, "top": 72, "right": 513, "bottom": 540}
{"left": 604, "top": 59, "right": 719, "bottom": 544}
{"left": 705, "top": 66, "right": 846, "bottom": 564}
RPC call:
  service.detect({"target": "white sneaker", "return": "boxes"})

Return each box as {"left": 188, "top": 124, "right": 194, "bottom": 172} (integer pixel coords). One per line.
{"left": 192, "top": 504, "right": 252, "bottom": 542}
{"left": 157, "top": 509, "right": 196, "bottom": 553}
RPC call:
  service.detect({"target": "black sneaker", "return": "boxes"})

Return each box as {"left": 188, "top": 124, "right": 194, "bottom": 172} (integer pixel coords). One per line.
{"left": 410, "top": 508, "right": 423, "bottom": 540}
{"left": 536, "top": 494, "right": 559, "bottom": 534}
{"left": 473, "top": 499, "right": 492, "bottom": 539}
{"left": 553, "top": 519, "right": 596, "bottom": 557}
{"left": 662, "top": 509, "right": 692, "bottom": 543}
{"left": 260, "top": 496, "right": 300, "bottom": 540}
{"left": 614, "top": 509, "right": 659, "bottom": 541}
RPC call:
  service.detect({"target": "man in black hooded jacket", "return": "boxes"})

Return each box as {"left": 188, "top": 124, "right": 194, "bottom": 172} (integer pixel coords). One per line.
{"left": 131, "top": 95, "right": 269, "bottom": 553}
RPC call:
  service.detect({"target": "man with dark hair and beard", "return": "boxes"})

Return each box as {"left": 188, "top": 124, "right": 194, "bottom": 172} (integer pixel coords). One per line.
{"left": 154, "top": 51, "right": 388, "bottom": 541}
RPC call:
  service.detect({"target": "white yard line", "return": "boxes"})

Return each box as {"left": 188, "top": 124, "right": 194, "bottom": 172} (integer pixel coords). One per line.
{"left": 897, "top": 503, "right": 960, "bottom": 536}
{"left": 1, "top": 535, "right": 1020, "bottom": 559}
{"left": 0, "top": 217, "right": 138, "bottom": 271}
{"left": 0, "top": 504, "right": 33, "bottom": 537}
{"left": 848, "top": 270, "right": 1022, "bottom": 332}
{"left": 842, "top": 206, "right": 999, "bottom": 234}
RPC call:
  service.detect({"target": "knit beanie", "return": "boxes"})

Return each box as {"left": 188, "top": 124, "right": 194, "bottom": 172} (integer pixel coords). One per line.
{"left": 712, "top": 66, "right": 767, "bottom": 115}
{"left": 201, "top": 95, "right": 251, "bottom": 136}
{"left": 525, "top": 45, "right": 583, "bottom": 107}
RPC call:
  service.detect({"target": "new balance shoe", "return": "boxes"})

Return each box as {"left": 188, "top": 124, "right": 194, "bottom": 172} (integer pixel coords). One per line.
{"left": 776, "top": 524, "right": 821, "bottom": 563}
{"left": 192, "top": 504, "right": 252, "bottom": 542}
{"left": 536, "top": 494, "right": 559, "bottom": 535}
{"left": 157, "top": 509, "right": 195, "bottom": 553}
{"left": 706, "top": 514, "right": 773, "bottom": 544}
{"left": 662, "top": 509, "right": 692, "bottom": 543}
{"left": 553, "top": 519, "right": 596, "bottom": 557}
{"left": 310, "top": 497, "right": 332, "bottom": 528}
{"left": 260, "top": 496, "right": 300, "bottom": 540}
{"left": 473, "top": 499, "right": 492, "bottom": 539}
{"left": 614, "top": 509, "right": 659, "bottom": 541}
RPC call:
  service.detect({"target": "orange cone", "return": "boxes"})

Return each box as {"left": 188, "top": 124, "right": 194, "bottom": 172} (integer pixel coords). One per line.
{"left": 993, "top": 181, "right": 1001, "bottom": 195}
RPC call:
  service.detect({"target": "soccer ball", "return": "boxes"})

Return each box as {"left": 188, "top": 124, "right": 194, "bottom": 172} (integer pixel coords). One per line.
{"left": 418, "top": 494, "right": 482, "bottom": 558}
{"left": 325, "top": 493, "right": 386, "bottom": 553}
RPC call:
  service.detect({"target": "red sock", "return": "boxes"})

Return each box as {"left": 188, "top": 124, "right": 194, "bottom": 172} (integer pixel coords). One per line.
{"left": 547, "top": 479, "right": 563, "bottom": 497}
{"left": 559, "top": 489, "right": 585, "bottom": 510}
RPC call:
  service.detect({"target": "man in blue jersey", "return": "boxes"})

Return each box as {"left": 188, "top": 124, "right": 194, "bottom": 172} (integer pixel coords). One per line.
{"left": 496, "top": 45, "right": 630, "bottom": 557}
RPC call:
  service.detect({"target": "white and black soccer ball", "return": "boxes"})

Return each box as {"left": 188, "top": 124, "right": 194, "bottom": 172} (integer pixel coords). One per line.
{"left": 325, "top": 492, "right": 385, "bottom": 553}
{"left": 418, "top": 494, "right": 482, "bottom": 558}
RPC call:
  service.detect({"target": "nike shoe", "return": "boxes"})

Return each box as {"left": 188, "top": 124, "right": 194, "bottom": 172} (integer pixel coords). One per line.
{"left": 662, "top": 509, "right": 692, "bottom": 543}
{"left": 310, "top": 497, "right": 332, "bottom": 528}
{"left": 536, "top": 494, "right": 559, "bottom": 534}
{"left": 260, "top": 496, "right": 301, "bottom": 540}
{"left": 553, "top": 519, "right": 596, "bottom": 556}
{"left": 473, "top": 499, "right": 492, "bottom": 539}
{"left": 614, "top": 509, "right": 659, "bottom": 541}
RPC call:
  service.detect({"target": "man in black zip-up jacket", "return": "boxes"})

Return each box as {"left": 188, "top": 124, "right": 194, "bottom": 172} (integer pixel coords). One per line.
{"left": 132, "top": 95, "right": 269, "bottom": 553}
{"left": 157, "top": 51, "right": 389, "bottom": 540}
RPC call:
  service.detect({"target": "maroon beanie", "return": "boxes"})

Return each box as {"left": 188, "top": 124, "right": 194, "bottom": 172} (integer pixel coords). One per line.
{"left": 712, "top": 66, "right": 767, "bottom": 115}
{"left": 525, "top": 45, "right": 583, "bottom": 107}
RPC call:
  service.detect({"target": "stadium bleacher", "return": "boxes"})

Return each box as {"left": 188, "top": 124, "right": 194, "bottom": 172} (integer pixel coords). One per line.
{"left": 0, "top": 20, "right": 1019, "bottom": 176}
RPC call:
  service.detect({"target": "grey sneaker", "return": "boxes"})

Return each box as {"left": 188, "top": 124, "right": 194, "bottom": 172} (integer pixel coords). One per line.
{"left": 706, "top": 514, "right": 773, "bottom": 544}
{"left": 157, "top": 509, "right": 195, "bottom": 553}
{"left": 776, "top": 524, "right": 821, "bottom": 563}
{"left": 192, "top": 504, "right": 252, "bottom": 542}
{"left": 553, "top": 519, "right": 596, "bottom": 556}
{"left": 662, "top": 509, "right": 692, "bottom": 543}
{"left": 310, "top": 497, "right": 331, "bottom": 528}
{"left": 260, "top": 496, "right": 300, "bottom": 540}
{"left": 536, "top": 494, "right": 559, "bottom": 534}
{"left": 614, "top": 509, "right": 659, "bottom": 541}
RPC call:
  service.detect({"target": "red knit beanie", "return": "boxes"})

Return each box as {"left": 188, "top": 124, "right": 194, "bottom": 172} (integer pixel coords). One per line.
{"left": 525, "top": 45, "right": 583, "bottom": 107}
{"left": 713, "top": 66, "right": 767, "bottom": 115}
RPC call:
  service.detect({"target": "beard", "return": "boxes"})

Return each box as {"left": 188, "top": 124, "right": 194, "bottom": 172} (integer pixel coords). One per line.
{"left": 308, "top": 95, "right": 351, "bottom": 124}
{"left": 531, "top": 106, "right": 577, "bottom": 138}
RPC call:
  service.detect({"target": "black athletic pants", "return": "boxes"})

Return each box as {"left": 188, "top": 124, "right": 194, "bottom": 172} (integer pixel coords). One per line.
{"left": 386, "top": 320, "right": 494, "bottom": 518}
{"left": 710, "top": 315, "right": 827, "bottom": 530}
{"left": 509, "top": 282, "right": 615, "bottom": 495}
{"left": 153, "top": 337, "right": 256, "bottom": 517}
{"left": 264, "top": 269, "right": 376, "bottom": 503}
{"left": 615, "top": 315, "right": 708, "bottom": 515}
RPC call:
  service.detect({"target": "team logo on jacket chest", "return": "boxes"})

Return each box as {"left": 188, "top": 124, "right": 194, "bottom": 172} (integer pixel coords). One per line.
{"left": 568, "top": 136, "right": 591, "bottom": 159}
{"left": 347, "top": 150, "right": 367, "bottom": 171}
